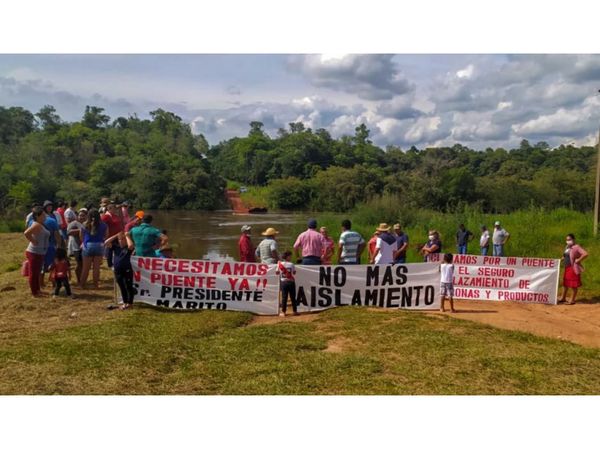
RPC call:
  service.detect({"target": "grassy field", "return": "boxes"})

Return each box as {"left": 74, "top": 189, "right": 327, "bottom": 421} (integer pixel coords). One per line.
{"left": 1, "top": 223, "right": 600, "bottom": 394}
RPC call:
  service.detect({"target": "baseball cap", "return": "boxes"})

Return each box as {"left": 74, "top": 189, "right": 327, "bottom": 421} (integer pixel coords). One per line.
{"left": 307, "top": 218, "right": 317, "bottom": 229}
{"left": 494, "top": 221, "right": 501, "bottom": 226}
{"left": 241, "top": 225, "right": 252, "bottom": 232}
{"left": 135, "top": 210, "right": 145, "bottom": 220}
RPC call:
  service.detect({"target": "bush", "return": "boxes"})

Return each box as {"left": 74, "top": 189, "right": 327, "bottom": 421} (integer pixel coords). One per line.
{"left": 267, "top": 177, "right": 311, "bottom": 210}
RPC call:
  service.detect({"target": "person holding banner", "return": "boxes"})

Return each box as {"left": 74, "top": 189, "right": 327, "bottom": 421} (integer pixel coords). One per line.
{"left": 276, "top": 251, "right": 298, "bottom": 317}
{"left": 238, "top": 225, "right": 256, "bottom": 262}
{"left": 338, "top": 219, "right": 365, "bottom": 265}
{"left": 559, "top": 234, "right": 588, "bottom": 305}
{"left": 293, "top": 219, "right": 326, "bottom": 265}
{"left": 372, "top": 223, "right": 397, "bottom": 265}
{"left": 420, "top": 230, "right": 442, "bottom": 262}
{"left": 256, "top": 227, "right": 279, "bottom": 264}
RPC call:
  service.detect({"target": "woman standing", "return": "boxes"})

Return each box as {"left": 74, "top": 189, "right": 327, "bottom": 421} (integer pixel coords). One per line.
{"left": 23, "top": 206, "right": 49, "bottom": 297}
{"left": 420, "top": 230, "right": 442, "bottom": 262}
{"left": 560, "top": 234, "right": 588, "bottom": 305}
{"left": 79, "top": 208, "right": 107, "bottom": 289}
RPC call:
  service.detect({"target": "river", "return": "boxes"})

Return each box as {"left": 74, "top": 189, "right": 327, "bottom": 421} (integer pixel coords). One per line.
{"left": 145, "top": 210, "right": 304, "bottom": 261}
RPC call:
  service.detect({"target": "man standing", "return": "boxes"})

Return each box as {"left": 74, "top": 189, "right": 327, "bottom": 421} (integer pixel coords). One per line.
{"left": 492, "top": 221, "right": 510, "bottom": 257}
{"left": 255, "top": 228, "right": 279, "bottom": 264}
{"left": 130, "top": 215, "right": 168, "bottom": 257}
{"left": 455, "top": 224, "right": 473, "bottom": 255}
{"left": 392, "top": 223, "right": 409, "bottom": 264}
{"left": 101, "top": 202, "right": 124, "bottom": 268}
{"left": 372, "top": 223, "right": 397, "bottom": 265}
{"left": 337, "top": 219, "right": 365, "bottom": 265}
{"left": 479, "top": 225, "right": 490, "bottom": 256}
{"left": 238, "top": 225, "right": 256, "bottom": 262}
{"left": 293, "top": 218, "right": 326, "bottom": 265}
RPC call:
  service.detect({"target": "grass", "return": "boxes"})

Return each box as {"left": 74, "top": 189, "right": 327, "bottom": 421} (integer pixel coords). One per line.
{"left": 1, "top": 211, "right": 599, "bottom": 395}
{"left": 239, "top": 185, "right": 269, "bottom": 208}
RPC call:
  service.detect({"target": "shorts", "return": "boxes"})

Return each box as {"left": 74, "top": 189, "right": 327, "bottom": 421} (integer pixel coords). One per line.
{"left": 83, "top": 242, "right": 105, "bottom": 257}
{"left": 440, "top": 282, "right": 454, "bottom": 298}
{"left": 43, "top": 246, "right": 56, "bottom": 272}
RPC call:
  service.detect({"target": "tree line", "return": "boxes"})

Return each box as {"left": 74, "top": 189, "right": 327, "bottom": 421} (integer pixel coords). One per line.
{"left": 0, "top": 105, "right": 225, "bottom": 214}
{"left": 0, "top": 105, "right": 596, "bottom": 215}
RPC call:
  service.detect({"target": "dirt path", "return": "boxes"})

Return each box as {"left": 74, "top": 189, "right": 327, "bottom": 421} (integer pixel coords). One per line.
{"left": 250, "top": 299, "right": 600, "bottom": 348}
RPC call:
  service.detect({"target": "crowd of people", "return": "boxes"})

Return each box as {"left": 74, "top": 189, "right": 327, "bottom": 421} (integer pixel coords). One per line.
{"left": 20, "top": 203, "right": 589, "bottom": 315}
{"left": 240, "top": 218, "right": 589, "bottom": 313}
{"left": 23, "top": 198, "right": 170, "bottom": 310}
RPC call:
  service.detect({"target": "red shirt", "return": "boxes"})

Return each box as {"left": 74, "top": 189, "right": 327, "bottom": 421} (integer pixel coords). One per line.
{"left": 125, "top": 220, "right": 140, "bottom": 232}
{"left": 101, "top": 212, "right": 123, "bottom": 238}
{"left": 56, "top": 207, "right": 67, "bottom": 230}
{"left": 238, "top": 234, "right": 256, "bottom": 262}
{"left": 368, "top": 236, "right": 378, "bottom": 260}
{"left": 52, "top": 260, "right": 70, "bottom": 280}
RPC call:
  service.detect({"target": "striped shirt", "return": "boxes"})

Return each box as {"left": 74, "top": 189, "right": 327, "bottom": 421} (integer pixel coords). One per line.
{"left": 339, "top": 230, "right": 364, "bottom": 263}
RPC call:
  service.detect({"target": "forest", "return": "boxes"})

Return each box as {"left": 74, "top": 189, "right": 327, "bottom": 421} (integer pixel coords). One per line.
{"left": 0, "top": 105, "right": 597, "bottom": 215}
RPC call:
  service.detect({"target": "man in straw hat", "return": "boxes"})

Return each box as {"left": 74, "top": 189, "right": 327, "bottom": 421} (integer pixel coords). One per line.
{"left": 372, "top": 223, "right": 398, "bottom": 265}
{"left": 256, "top": 227, "right": 279, "bottom": 264}
{"left": 238, "top": 225, "right": 256, "bottom": 262}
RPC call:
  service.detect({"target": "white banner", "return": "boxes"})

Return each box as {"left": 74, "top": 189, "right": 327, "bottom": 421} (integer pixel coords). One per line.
{"left": 427, "top": 254, "right": 560, "bottom": 305}
{"left": 131, "top": 256, "right": 280, "bottom": 315}
{"left": 294, "top": 263, "right": 441, "bottom": 312}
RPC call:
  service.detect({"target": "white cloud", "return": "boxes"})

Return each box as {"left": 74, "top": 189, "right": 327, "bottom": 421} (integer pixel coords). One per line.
{"left": 456, "top": 64, "right": 474, "bottom": 79}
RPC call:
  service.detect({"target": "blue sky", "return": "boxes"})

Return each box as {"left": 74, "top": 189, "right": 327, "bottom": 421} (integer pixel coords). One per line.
{"left": 1, "top": 54, "right": 599, "bottom": 149}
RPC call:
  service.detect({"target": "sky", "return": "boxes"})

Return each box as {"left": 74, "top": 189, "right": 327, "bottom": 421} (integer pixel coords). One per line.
{"left": 1, "top": 54, "right": 600, "bottom": 149}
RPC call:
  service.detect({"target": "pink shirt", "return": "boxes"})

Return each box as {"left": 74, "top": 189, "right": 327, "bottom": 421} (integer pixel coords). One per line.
{"left": 294, "top": 229, "right": 326, "bottom": 258}
{"left": 567, "top": 244, "right": 588, "bottom": 275}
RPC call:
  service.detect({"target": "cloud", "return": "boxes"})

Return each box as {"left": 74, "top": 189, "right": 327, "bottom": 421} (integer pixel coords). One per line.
{"left": 287, "top": 54, "right": 414, "bottom": 100}
{"left": 226, "top": 85, "right": 242, "bottom": 95}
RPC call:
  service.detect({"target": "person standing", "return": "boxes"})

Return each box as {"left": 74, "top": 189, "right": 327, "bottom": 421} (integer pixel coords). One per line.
{"left": 559, "top": 234, "right": 588, "bottom": 305}
{"left": 120, "top": 201, "right": 132, "bottom": 225}
{"left": 492, "top": 221, "right": 510, "bottom": 257}
{"left": 64, "top": 200, "right": 78, "bottom": 224}
{"left": 238, "top": 225, "right": 256, "bottom": 262}
{"left": 101, "top": 202, "right": 124, "bottom": 269}
{"left": 439, "top": 253, "right": 456, "bottom": 313}
{"left": 36, "top": 200, "right": 61, "bottom": 287}
{"left": 255, "top": 228, "right": 279, "bottom": 264}
{"left": 293, "top": 219, "right": 326, "bottom": 265}
{"left": 23, "top": 206, "right": 49, "bottom": 297}
{"left": 276, "top": 251, "right": 298, "bottom": 317}
{"left": 129, "top": 215, "right": 168, "bottom": 257}
{"left": 106, "top": 231, "right": 136, "bottom": 310}
{"left": 455, "top": 224, "right": 473, "bottom": 255}
{"left": 125, "top": 210, "right": 144, "bottom": 232}
{"left": 367, "top": 231, "right": 379, "bottom": 264}
{"left": 50, "top": 247, "right": 74, "bottom": 299}
{"left": 67, "top": 208, "right": 87, "bottom": 284}
{"left": 392, "top": 223, "right": 409, "bottom": 264}
{"left": 479, "top": 225, "right": 490, "bottom": 256}
{"left": 56, "top": 201, "right": 68, "bottom": 242}
{"left": 421, "top": 230, "right": 442, "bottom": 262}
{"left": 320, "top": 227, "right": 335, "bottom": 265}
{"left": 337, "top": 219, "right": 365, "bottom": 265}
{"left": 79, "top": 208, "right": 107, "bottom": 289}
{"left": 372, "top": 223, "right": 397, "bottom": 265}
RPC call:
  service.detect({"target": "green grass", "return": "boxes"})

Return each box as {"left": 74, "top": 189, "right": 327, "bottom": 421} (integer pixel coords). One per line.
{"left": 0, "top": 306, "right": 598, "bottom": 394}
{"left": 240, "top": 185, "right": 269, "bottom": 208}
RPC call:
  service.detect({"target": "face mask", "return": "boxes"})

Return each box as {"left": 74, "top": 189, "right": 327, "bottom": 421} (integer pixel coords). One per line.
{"left": 566, "top": 240, "right": 574, "bottom": 246}
{"left": 428, "top": 235, "right": 435, "bottom": 240}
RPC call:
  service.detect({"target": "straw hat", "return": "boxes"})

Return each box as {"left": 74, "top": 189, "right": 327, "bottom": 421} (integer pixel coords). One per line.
{"left": 376, "top": 223, "right": 391, "bottom": 232}
{"left": 261, "top": 227, "right": 279, "bottom": 236}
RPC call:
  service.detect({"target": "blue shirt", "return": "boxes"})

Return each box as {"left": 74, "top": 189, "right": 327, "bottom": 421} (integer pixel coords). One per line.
{"left": 82, "top": 222, "right": 108, "bottom": 246}
{"left": 394, "top": 232, "right": 409, "bottom": 258}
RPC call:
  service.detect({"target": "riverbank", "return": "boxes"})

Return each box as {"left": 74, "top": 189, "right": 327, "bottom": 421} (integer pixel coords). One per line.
{"left": 1, "top": 232, "right": 599, "bottom": 394}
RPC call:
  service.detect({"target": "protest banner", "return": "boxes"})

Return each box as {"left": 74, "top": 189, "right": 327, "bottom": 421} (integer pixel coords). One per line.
{"left": 294, "top": 263, "right": 441, "bottom": 313}
{"left": 130, "top": 256, "right": 280, "bottom": 315}
{"left": 427, "top": 253, "right": 560, "bottom": 305}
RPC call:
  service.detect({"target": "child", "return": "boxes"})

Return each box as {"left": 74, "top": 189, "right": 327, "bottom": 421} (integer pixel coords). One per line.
{"left": 105, "top": 231, "right": 136, "bottom": 310}
{"left": 50, "top": 247, "right": 74, "bottom": 299}
{"left": 440, "top": 253, "right": 455, "bottom": 312}
{"left": 276, "top": 251, "right": 298, "bottom": 317}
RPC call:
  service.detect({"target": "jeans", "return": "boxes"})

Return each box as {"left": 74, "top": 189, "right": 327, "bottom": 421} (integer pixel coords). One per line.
{"left": 480, "top": 246, "right": 489, "bottom": 256}
{"left": 105, "top": 241, "right": 120, "bottom": 268}
{"left": 26, "top": 251, "right": 44, "bottom": 295}
{"left": 280, "top": 280, "right": 297, "bottom": 313}
{"left": 83, "top": 242, "right": 104, "bottom": 257}
{"left": 493, "top": 244, "right": 504, "bottom": 257}
{"left": 115, "top": 269, "right": 135, "bottom": 304}
{"left": 301, "top": 256, "right": 321, "bottom": 265}
{"left": 54, "top": 277, "right": 72, "bottom": 296}
{"left": 457, "top": 245, "right": 467, "bottom": 255}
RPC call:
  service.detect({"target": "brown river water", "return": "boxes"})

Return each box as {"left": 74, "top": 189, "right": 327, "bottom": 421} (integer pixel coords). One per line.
{"left": 145, "top": 210, "right": 304, "bottom": 261}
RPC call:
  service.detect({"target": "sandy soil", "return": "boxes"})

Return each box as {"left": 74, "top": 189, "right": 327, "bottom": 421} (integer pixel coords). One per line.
{"left": 251, "top": 299, "right": 600, "bottom": 348}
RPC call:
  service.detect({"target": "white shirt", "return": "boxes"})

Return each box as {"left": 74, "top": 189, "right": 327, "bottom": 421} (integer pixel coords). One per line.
{"left": 374, "top": 236, "right": 397, "bottom": 265}
{"left": 440, "top": 263, "right": 454, "bottom": 284}
{"left": 493, "top": 228, "right": 509, "bottom": 245}
{"left": 480, "top": 230, "right": 490, "bottom": 247}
